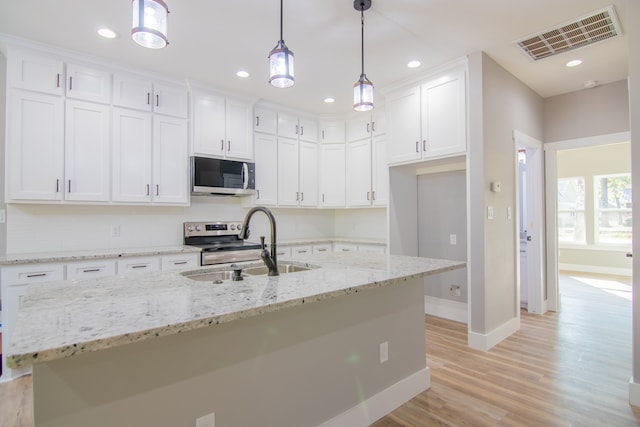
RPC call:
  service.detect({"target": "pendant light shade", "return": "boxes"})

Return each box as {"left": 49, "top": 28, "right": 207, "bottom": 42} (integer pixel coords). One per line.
{"left": 132, "top": 0, "right": 169, "bottom": 49}
{"left": 353, "top": 0, "right": 374, "bottom": 111}
{"left": 269, "top": 0, "right": 294, "bottom": 88}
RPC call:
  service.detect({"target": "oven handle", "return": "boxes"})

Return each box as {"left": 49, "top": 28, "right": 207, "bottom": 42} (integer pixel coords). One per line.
{"left": 242, "top": 162, "right": 249, "bottom": 190}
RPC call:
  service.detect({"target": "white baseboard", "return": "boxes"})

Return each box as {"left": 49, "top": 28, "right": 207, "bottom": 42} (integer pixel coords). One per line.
{"left": 560, "top": 263, "right": 632, "bottom": 277}
{"left": 424, "top": 296, "right": 468, "bottom": 323}
{"left": 468, "top": 316, "right": 520, "bottom": 351}
{"left": 629, "top": 378, "right": 640, "bottom": 407}
{"left": 319, "top": 366, "right": 431, "bottom": 427}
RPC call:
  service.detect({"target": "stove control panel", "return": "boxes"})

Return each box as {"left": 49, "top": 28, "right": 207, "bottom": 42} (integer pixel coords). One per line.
{"left": 184, "top": 221, "right": 243, "bottom": 238}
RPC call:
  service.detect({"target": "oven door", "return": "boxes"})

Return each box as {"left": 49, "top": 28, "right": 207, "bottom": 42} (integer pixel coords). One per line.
{"left": 191, "top": 157, "right": 256, "bottom": 196}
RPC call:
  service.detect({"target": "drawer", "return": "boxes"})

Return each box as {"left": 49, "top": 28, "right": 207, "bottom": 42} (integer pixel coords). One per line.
{"left": 66, "top": 260, "right": 117, "bottom": 281}
{"left": 274, "top": 247, "right": 291, "bottom": 258}
{"left": 117, "top": 257, "right": 160, "bottom": 275}
{"left": 1, "top": 263, "right": 65, "bottom": 285}
{"left": 290, "top": 245, "right": 313, "bottom": 256}
{"left": 161, "top": 254, "right": 200, "bottom": 271}
{"left": 333, "top": 243, "right": 358, "bottom": 253}
{"left": 312, "top": 244, "right": 332, "bottom": 254}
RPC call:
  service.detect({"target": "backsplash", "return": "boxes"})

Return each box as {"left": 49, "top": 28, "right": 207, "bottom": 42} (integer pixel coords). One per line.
{"left": 5, "top": 199, "right": 386, "bottom": 254}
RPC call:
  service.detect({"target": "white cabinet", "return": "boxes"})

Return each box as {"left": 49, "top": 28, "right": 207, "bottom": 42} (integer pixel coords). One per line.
{"left": 372, "top": 135, "right": 388, "bottom": 206}
{"left": 113, "top": 73, "right": 188, "bottom": 119}
{"left": 320, "top": 120, "right": 345, "bottom": 143}
{"left": 66, "top": 260, "right": 117, "bottom": 280}
{"left": 290, "top": 245, "right": 313, "bottom": 256}
{"left": 333, "top": 243, "right": 358, "bottom": 252}
{"left": 387, "top": 67, "right": 466, "bottom": 165}
{"left": 117, "top": 257, "right": 161, "bottom": 275}
{"left": 112, "top": 108, "right": 188, "bottom": 204}
{"left": 319, "top": 143, "right": 346, "bottom": 207}
{"left": 299, "top": 141, "right": 319, "bottom": 206}
{"left": 6, "top": 90, "right": 64, "bottom": 201}
{"left": 358, "top": 244, "right": 386, "bottom": 254}
{"left": 312, "top": 244, "right": 332, "bottom": 254}
{"left": 254, "top": 133, "right": 278, "bottom": 206}
{"left": 347, "top": 139, "right": 372, "bottom": 206}
{"left": 7, "top": 50, "right": 65, "bottom": 95}
{"left": 1, "top": 263, "right": 64, "bottom": 381}
{"left": 64, "top": 100, "right": 111, "bottom": 202}
{"left": 277, "top": 137, "right": 299, "bottom": 206}
{"left": 65, "top": 63, "right": 111, "bottom": 104}
{"left": 160, "top": 253, "right": 200, "bottom": 271}
{"left": 278, "top": 114, "right": 318, "bottom": 143}
{"left": 192, "top": 90, "right": 253, "bottom": 160}
{"left": 254, "top": 107, "right": 277, "bottom": 134}
{"left": 347, "top": 109, "right": 385, "bottom": 141}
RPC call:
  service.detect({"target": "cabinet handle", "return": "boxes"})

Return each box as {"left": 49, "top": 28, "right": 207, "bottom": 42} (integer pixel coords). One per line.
{"left": 256, "top": 116, "right": 260, "bottom": 127}
{"left": 69, "top": 76, "right": 73, "bottom": 91}
{"left": 341, "top": 248, "right": 350, "bottom": 252}
{"left": 277, "top": 251, "right": 286, "bottom": 256}
{"left": 146, "top": 184, "right": 150, "bottom": 196}
{"left": 256, "top": 189, "right": 261, "bottom": 199}
{"left": 220, "top": 139, "right": 224, "bottom": 151}
{"left": 68, "top": 180, "right": 72, "bottom": 193}
{"left": 416, "top": 141, "right": 419, "bottom": 153}
{"left": 173, "top": 261, "right": 188, "bottom": 265}
{"left": 322, "top": 130, "right": 325, "bottom": 139}
{"left": 367, "top": 123, "right": 370, "bottom": 133}
{"left": 322, "top": 193, "right": 325, "bottom": 203}
{"left": 56, "top": 179, "right": 60, "bottom": 193}
{"left": 372, "top": 191, "right": 376, "bottom": 201}
{"left": 82, "top": 268, "right": 101, "bottom": 273}
{"left": 26, "top": 273, "right": 47, "bottom": 278}
{"left": 298, "top": 250, "right": 308, "bottom": 254}
{"left": 147, "top": 92, "right": 151, "bottom": 105}
{"left": 131, "top": 265, "right": 147, "bottom": 269}
{"left": 423, "top": 140, "right": 427, "bottom": 151}
{"left": 156, "top": 94, "right": 159, "bottom": 107}
{"left": 372, "top": 121, "right": 376, "bottom": 132}
{"left": 300, "top": 126, "right": 304, "bottom": 136}
{"left": 367, "top": 191, "right": 370, "bottom": 201}
{"left": 156, "top": 184, "right": 159, "bottom": 196}
{"left": 295, "top": 124, "right": 299, "bottom": 135}
{"left": 227, "top": 141, "right": 231, "bottom": 152}
{"left": 318, "top": 248, "right": 327, "bottom": 252}
{"left": 56, "top": 73, "right": 61, "bottom": 88}
{"left": 296, "top": 192, "right": 299, "bottom": 201}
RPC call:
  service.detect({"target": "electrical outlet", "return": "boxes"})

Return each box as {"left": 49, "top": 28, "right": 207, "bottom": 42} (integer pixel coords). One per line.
{"left": 196, "top": 413, "right": 215, "bottom": 427}
{"left": 0, "top": 209, "right": 5, "bottom": 224}
{"left": 487, "top": 206, "right": 494, "bottom": 220}
{"left": 449, "top": 234, "right": 457, "bottom": 245}
{"left": 450, "top": 285, "right": 461, "bottom": 297}
{"left": 379, "top": 341, "right": 389, "bottom": 364}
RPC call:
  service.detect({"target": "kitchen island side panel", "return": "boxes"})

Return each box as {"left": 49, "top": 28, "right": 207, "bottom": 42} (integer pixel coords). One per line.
{"left": 33, "top": 279, "right": 426, "bottom": 427}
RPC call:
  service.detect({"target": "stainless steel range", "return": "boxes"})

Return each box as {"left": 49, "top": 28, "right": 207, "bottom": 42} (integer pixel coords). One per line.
{"left": 183, "top": 221, "right": 262, "bottom": 265}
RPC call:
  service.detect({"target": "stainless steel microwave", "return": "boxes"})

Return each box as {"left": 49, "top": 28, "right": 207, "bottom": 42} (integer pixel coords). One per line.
{"left": 190, "top": 156, "right": 256, "bottom": 196}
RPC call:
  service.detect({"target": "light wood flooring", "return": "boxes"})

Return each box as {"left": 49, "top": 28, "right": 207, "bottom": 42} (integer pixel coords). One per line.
{"left": 1, "top": 274, "right": 639, "bottom": 426}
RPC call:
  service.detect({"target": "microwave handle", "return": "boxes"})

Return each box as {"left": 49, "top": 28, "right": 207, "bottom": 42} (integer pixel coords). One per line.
{"left": 242, "top": 163, "right": 249, "bottom": 189}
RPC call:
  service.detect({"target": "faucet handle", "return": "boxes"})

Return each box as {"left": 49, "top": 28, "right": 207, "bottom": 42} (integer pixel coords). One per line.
{"left": 260, "top": 236, "right": 266, "bottom": 250}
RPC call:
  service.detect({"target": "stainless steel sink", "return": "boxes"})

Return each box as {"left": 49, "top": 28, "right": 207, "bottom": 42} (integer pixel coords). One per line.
{"left": 243, "top": 264, "right": 312, "bottom": 276}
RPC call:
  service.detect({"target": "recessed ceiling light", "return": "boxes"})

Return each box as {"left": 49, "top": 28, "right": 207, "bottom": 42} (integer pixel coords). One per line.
{"left": 324, "top": 97, "right": 335, "bottom": 103}
{"left": 236, "top": 70, "right": 250, "bottom": 78}
{"left": 407, "top": 60, "right": 421, "bottom": 68}
{"left": 97, "top": 28, "right": 117, "bottom": 39}
{"left": 566, "top": 59, "right": 583, "bottom": 67}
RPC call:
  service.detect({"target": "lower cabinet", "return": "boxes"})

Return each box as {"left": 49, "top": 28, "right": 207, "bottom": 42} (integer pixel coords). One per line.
{"left": 333, "top": 243, "right": 358, "bottom": 253}
{"left": 116, "top": 257, "right": 161, "bottom": 275}
{"left": 160, "top": 253, "right": 199, "bottom": 271}
{"left": 66, "top": 260, "right": 117, "bottom": 280}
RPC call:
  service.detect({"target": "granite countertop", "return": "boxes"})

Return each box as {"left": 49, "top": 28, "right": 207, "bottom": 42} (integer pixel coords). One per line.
{"left": 6, "top": 252, "right": 464, "bottom": 369}
{"left": 0, "top": 245, "right": 202, "bottom": 266}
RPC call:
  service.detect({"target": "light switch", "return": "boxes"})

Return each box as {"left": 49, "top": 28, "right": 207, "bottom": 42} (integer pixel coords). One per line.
{"left": 450, "top": 234, "right": 457, "bottom": 245}
{"left": 507, "top": 207, "right": 512, "bottom": 220}
{"left": 487, "top": 206, "right": 494, "bottom": 220}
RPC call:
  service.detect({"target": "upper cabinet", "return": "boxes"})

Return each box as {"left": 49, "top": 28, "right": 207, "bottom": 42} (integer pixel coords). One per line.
{"left": 320, "top": 120, "right": 345, "bottom": 144}
{"left": 254, "top": 107, "right": 277, "bottom": 135}
{"left": 113, "top": 73, "right": 188, "bottom": 118}
{"left": 7, "top": 50, "right": 65, "bottom": 95}
{"left": 65, "top": 63, "right": 111, "bottom": 104}
{"left": 387, "top": 66, "right": 466, "bottom": 165}
{"left": 347, "top": 109, "right": 385, "bottom": 142}
{"left": 192, "top": 89, "right": 253, "bottom": 160}
{"left": 278, "top": 113, "right": 318, "bottom": 143}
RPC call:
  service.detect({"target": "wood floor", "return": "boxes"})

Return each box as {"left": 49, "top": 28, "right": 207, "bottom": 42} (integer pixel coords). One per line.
{"left": 1, "top": 274, "right": 639, "bottom": 426}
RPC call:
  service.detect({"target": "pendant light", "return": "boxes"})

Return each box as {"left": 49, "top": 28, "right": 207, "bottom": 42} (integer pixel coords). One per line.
{"left": 131, "top": 0, "right": 169, "bottom": 49}
{"left": 353, "top": 0, "right": 374, "bottom": 111}
{"left": 269, "top": 0, "right": 295, "bottom": 88}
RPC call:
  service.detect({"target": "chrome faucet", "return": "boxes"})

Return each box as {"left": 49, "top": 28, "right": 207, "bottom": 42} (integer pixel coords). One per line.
{"left": 240, "top": 207, "right": 279, "bottom": 276}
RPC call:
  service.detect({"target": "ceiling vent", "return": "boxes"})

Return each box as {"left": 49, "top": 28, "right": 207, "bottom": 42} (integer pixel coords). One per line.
{"left": 515, "top": 6, "right": 622, "bottom": 61}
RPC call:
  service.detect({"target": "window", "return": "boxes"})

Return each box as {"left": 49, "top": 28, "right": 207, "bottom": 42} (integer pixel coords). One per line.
{"left": 558, "top": 177, "right": 586, "bottom": 244}
{"left": 594, "top": 174, "right": 632, "bottom": 245}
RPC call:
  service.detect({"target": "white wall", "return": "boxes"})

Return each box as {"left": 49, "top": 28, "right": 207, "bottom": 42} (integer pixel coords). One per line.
{"left": 333, "top": 208, "right": 386, "bottom": 240}
{"left": 0, "top": 52, "right": 6, "bottom": 256}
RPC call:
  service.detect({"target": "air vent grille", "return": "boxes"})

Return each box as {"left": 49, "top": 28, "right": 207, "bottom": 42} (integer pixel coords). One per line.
{"left": 515, "top": 6, "right": 622, "bottom": 61}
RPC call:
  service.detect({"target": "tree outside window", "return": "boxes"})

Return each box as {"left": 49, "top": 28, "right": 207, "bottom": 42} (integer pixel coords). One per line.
{"left": 595, "top": 173, "right": 632, "bottom": 245}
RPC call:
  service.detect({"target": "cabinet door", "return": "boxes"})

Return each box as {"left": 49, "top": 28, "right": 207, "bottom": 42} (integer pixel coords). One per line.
{"left": 66, "top": 260, "right": 117, "bottom": 280}
{"left": 372, "top": 107, "right": 386, "bottom": 136}
{"left": 372, "top": 135, "right": 388, "bottom": 206}
{"left": 113, "top": 73, "right": 153, "bottom": 112}
{"left": 112, "top": 108, "right": 152, "bottom": 202}
{"left": 277, "top": 113, "right": 299, "bottom": 139}
{"left": 291, "top": 245, "right": 312, "bottom": 255}
{"left": 153, "top": 82, "right": 189, "bottom": 118}
{"left": 299, "top": 141, "right": 318, "bottom": 206}
{"left": 319, "top": 144, "right": 346, "bottom": 207}
{"left": 192, "top": 90, "right": 226, "bottom": 156}
{"left": 277, "top": 137, "right": 299, "bottom": 206}
{"left": 66, "top": 63, "right": 111, "bottom": 104}
{"left": 161, "top": 253, "right": 200, "bottom": 271}
{"left": 347, "top": 139, "right": 372, "bottom": 206}
{"left": 7, "top": 90, "right": 64, "bottom": 201}
{"left": 153, "top": 115, "right": 189, "bottom": 204}
{"left": 254, "top": 133, "right": 278, "bottom": 206}
{"left": 333, "top": 243, "right": 358, "bottom": 252}
{"left": 254, "top": 107, "right": 277, "bottom": 134}
{"left": 421, "top": 69, "right": 466, "bottom": 159}
{"left": 320, "top": 121, "right": 345, "bottom": 143}
{"left": 7, "top": 51, "right": 64, "bottom": 95}
{"left": 225, "top": 99, "right": 253, "bottom": 160}
{"left": 386, "top": 85, "right": 422, "bottom": 165}
{"left": 299, "top": 117, "right": 318, "bottom": 143}
{"left": 117, "top": 257, "right": 160, "bottom": 275}
{"left": 64, "top": 100, "right": 111, "bottom": 201}
{"left": 347, "top": 115, "right": 371, "bottom": 142}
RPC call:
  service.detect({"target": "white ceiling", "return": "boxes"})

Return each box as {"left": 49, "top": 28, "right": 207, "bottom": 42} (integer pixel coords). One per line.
{"left": 0, "top": 0, "right": 630, "bottom": 115}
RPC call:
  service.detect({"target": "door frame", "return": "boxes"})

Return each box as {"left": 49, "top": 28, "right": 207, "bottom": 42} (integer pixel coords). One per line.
{"left": 514, "top": 130, "right": 546, "bottom": 314}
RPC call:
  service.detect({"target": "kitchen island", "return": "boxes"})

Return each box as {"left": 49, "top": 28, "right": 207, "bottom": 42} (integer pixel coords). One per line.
{"left": 7, "top": 252, "right": 464, "bottom": 427}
